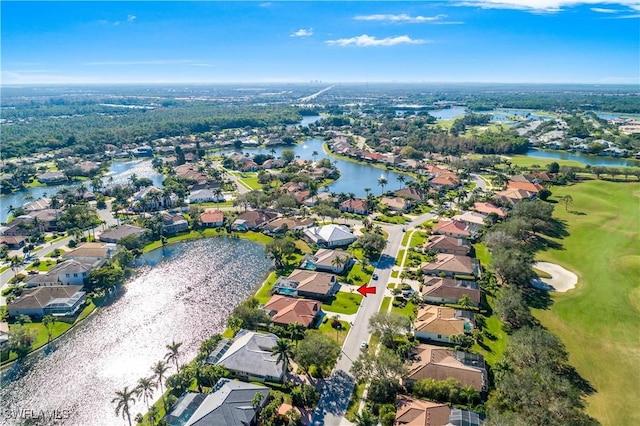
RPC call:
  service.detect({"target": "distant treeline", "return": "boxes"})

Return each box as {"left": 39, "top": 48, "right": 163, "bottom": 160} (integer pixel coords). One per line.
{"left": 1, "top": 103, "right": 302, "bottom": 158}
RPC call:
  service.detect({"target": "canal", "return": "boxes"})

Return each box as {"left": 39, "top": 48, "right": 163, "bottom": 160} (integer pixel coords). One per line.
{"left": 0, "top": 238, "right": 272, "bottom": 426}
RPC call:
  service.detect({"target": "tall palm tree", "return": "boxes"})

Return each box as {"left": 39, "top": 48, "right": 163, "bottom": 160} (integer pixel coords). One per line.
{"left": 364, "top": 187, "right": 371, "bottom": 197}
{"left": 271, "top": 338, "right": 294, "bottom": 377}
{"left": 152, "top": 360, "right": 170, "bottom": 409}
{"left": 396, "top": 175, "right": 406, "bottom": 189}
{"left": 458, "top": 294, "right": 473, "bottom": 310}
{"left": 10, "top": 255, "right": 22, "bottom": 280}
{"left": 331, "top": 255, "right": 347, "bottom": 273}
{"left": 312, "top": 150, "right": 319, "bottom": 162}
{"left": 287, "top": 322, "right": 305, "bottom": 347}
{"left": 111, "top": 386, "right": 136, "bottom": 426}
{"left": 165, "top": 340, "right": 183, "bottom": 372}
{"left": 377, "top": 176, "right": 387, "bottom": 195}
{"left": 135, "top": 377, "right": 157, "bottom": 410}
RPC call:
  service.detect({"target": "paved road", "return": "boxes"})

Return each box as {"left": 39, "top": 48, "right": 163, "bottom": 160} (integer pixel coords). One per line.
{"left": 311, "top": 211, "right": 434, "bottom": 425}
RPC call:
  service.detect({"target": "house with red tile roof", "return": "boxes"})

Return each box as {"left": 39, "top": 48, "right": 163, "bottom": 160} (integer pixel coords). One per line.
{"left": 432, "top": 220, "right": 472, "bottom": 239}
{"left": 200, "top": 210, "right": 225, "bottom": 227}
{"left": 421, "top": 254, "right": 480, "bottom": 277}
{"left": 473, "top": 202, "right": 507, "bottom": 218}
{"left": 263, "top": 295, "right": 322, "bottom": 328}
{"left": 340, "top": 199, "right": 369, "bottom": 215}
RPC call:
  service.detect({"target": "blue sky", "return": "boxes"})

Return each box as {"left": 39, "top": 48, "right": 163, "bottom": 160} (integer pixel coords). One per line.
{"left": 2, "top": 1, "right": 639, "bottom": 84}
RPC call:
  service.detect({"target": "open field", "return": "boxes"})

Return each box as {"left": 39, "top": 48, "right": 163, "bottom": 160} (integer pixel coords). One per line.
{"left": 533, "top": 180, "right": 640, "bottom": 425}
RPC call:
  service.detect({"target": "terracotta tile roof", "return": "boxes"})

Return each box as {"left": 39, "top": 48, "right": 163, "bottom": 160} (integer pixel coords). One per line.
{"left": 413, "top": 305, "right": 472, "bottom": 337}
{"left": 395, "top": 396, "right": 451, "bottom": 426}
{"left": 424, "top": 235, "right": 470, "bottom": 255}
{"left": 473, "top": 202, "right": 507, "bottom": 217}
{"left": 421, "top": 277, "right": 480, "bottom": 304}
{"left": 406, "top": 344, "right": 486, "bottom": 391}
{"left": 264, "top": 295, "right": 321, "bottom": 327}
{"left": 381, "top": 196, "right": 411, "bottom": 211}
{"left": 340, "top": 199, "right": 368, "bottom": 212}
{"left": 200, "top": 209, "right": 224, "bottom": 224}
{"left": 507, "top": 180, "right": 544, "bottom": 193}
{"left": 496, "top": 188, "right": 535, "bottom": 202}
{"left": 287, "top": 269, "right": 337, "bottom": 296}
{"left": 421, "top": 254, "right": 477, "bottom": 275}
{"left": 432, "top": 220, "right": 470, "bottom": 237}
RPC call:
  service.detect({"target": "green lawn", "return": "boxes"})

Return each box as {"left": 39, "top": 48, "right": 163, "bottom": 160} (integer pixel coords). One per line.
{"left": 473, "top": 243, "right": 491, "bottom": 266}
{"left": 318, "top": 319, "right": 351, "bottom": 346}
{"left": 395, "top": 250, "right": 405, "bottom": 266}
{"left": 408, "top": 231, "right": 429, "bottom": 248}
{"left": 345, "top": 263, "right": 372, "bottom": 286}
{"left": 322, "top": 292, "right": 363, "bottom": 315}
{"left": 471, "top": 300, "right": 507, "bottom": 368}
{"left": 374, "top": 214, "right": 410, "bottom": 224}
{"left": 345, "top": 383, "right": 366, "bottom": 422}
{"left": 505, "top": 154, "right": 586, "bottom": 170}
{"left": 391, "top": 300, "right": 417, "bottom": 318}
{"left": 380, "top": 296, "right": 392, "bottom": 313}
{"left": 26, "top": 259, "right": 57, "bottom": 272}
{"left": 532, "top": 180, "right": 640, "bottom": 425}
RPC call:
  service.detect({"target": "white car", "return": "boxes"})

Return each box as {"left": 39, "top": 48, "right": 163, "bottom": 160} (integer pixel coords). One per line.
{"left": 360, "top": 341, "right": 368, "bottom": 349}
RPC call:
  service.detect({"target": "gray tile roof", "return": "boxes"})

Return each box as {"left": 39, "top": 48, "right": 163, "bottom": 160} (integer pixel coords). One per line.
{"left": 185, "top": 379, "right": 269, "bottom": 426}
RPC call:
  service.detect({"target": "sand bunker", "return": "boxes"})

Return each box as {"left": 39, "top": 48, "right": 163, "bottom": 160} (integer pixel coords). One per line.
{"left": 531, "top": 262, "right": 578, "bottom": 292}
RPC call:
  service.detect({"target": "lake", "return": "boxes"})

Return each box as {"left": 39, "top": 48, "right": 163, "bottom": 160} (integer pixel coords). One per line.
{"left": 219, "top": 138, "right": 412, "bottom": 197}
{"left": 0, "top": 237, "right": 272, "bottom": 426}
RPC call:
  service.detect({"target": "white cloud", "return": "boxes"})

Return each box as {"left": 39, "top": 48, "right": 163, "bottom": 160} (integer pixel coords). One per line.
{"left": 83, "top": 59, "right": 211, "bottom": 66}
{"left": 127, "top": 15, "right": 136, "bottom": 22}
{"left": 457, "top": 0, "right": 640, "bottom": 13}
{"left": 326, "top": 34, "right": 427, "bottom": 47}
{"left": 291, "top": 28, "right": 313, "bottom": 37}
{"left": 355, "top": 13, "right": 447, "bottom": 23}
{"left": 1, "top": 71, "right": 101, "bottom": 85}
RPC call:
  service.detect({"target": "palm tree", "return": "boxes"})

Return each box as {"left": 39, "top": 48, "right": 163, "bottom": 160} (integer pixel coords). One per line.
{"left": 165, "top": 340, "right": 183, "bottom": 372}
{"left": 152, "top": 360, "right": 170, "bottom": 409}
{"left": 331, "top": 255, "right": 347, "bottom": 273}
{"left": 396, "top": 174, "right": 406, "bottom": 189}
{"left": 135, "top": 377, "right": 157, "bottom": 410}
{"left": 377, "top": 176, "right": 388, "bottom": 195}
{"left": 6, "top": 204, "right": 15, "bottom": 217}
{"left": 271, "top": 338, "right": 294, "bottom": 377}
{"left": 111, "top": 386, "right": 136, "bottom": 426}
{"left": 77, "top": 183, "right": 88, "bottom": 200}
{"left": 287, "top": 322, "right": 305, "bottom": 347}
{"left": 42, "top": 315, "right": 57, "bottom": 345}
{"left": 312, "top": 150, "right": 319, "bottom": 162}
{"left": 458, "top": 294, "right": 473, "bottom": 310}
{"left": 364, "top": 187, "right": 371, "bottom": 197}
{"left": 10, "top": 255, "right": 22, "bottom": 280}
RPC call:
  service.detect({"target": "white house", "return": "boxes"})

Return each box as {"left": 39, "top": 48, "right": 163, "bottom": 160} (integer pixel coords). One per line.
{"left": 303, "top": 224, "right": 356, "bottom": 248}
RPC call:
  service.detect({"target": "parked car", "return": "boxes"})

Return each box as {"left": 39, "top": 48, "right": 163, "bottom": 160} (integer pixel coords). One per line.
{"left": 372, "top": 273, "right": 378, "bottom": 280}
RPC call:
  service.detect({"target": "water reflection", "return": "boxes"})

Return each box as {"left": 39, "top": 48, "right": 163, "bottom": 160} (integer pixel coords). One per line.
{"left": 0, "top": 238, "right": 272, "bottom": 426}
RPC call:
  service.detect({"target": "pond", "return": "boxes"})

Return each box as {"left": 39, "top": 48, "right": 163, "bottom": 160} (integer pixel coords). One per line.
{"left": 0, "top": 237, "right": 272, "bottom": 426}
{"left": 0, "top": 160, "right": 164, "bottom": 223}
{"left": 218, "top": 138, "right": 412, "bottom": 197}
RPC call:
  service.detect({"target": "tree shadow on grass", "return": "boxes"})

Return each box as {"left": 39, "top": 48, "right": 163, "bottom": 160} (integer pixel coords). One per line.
{"left": 522, "top": 287, "right": 554, "bottom": 310}
{"left": 562, "top": 365, "right": 597, "bottom": 396}
{"left": 569, "top": 210, "right": 586, "bottom": 216}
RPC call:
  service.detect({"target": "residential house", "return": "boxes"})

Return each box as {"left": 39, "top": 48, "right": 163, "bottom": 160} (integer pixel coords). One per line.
{"left": 188, "top": 189, "right": 225, "bottom": 204}
{"left": 405, "top": 344, "right": 487, "bottom": 391}
{"left": 165, "top": 379, "right": 270, "bottom": 426}
{"left": 430, "top": 173, "right": 460, "bottom": 191}
{"left": 395, "top": 187, "right": 424, "bottom": 202}
{"left": 472, "top": 202, "right": 507, "bottom": 218}
{"left": 263, "top": 217, "right": 315, "bottom": 235}
{"left": 37, "top": 171, "right": 67, "bottom": 184}
{"left": 263, "top": 295, "right": 323, "bottom": 327}
{"left": 64, "top": 242, "right": 115, "bottom": 263}
{"left": 131, "top": 146, "right": 153, "bottom": 157}
{"left": 300, "top": 249, "right": 352, "bottom": 274}
{"left": 432, "top": 220, "right": 472, "bottom": 239}
{"left": 8, "top": 285, "right": 86, "bottom": 318}
{"left": 175, "top": 164, "right": 208, "bottom": 182}
{"left": 339, "top": 199, "right": 369, "bottom": 215}
{"left": 99, "top": 225, "right": 147, "bottom": 243}
{"left": 381, "top": 196, "right": 412, "bottom": 212}
{"left": 452, "top": 211, "right": 489, "bottom": 228}
{"left": 507, "top": 180, "right": 544, "bottom": 194}
{"left": 231, "top": 210, "right": 278, "bottom": 231}
{"left": 495, "top": 188, "right": 536, "bottom": 205}
{"left": 395, "top": 396, "right": 484, "bottom": 426}
{"left": 304, "top": 224, "right": 357, "bottom": 248}
{"left": 303, "top": 192, "right": 335, "bottom": 207}
{"left": 0, "top": 322, "right": 8, "bottom": 351}
{"left": 272, "top": 269, "right": 339, "bottom": 300}
{"left": 200, "top": 210, "right": 225, "bottom": 228}
{"left": 23, "top": 198, "right": 51, "bottom": 211}
{"left": 132, "top": 186, "right": 176, "bottom": 211}
{"left": 413, "top": 305, "right": 474, "bottom": 343}
{"left": 421, "top": 254, "right": 480, "bottom": 277}
{"left": 423, "top": 235, "right": 470, "bottom": 256}
{"left": 0, "top": 235, "right": 26, "bottom": 249}
{"left": 162, "top": 213, "right": 189, "bottom": 235}
{"left": 263, "top": 159, "right": 285, "bottom": 169}
{"left": 421, "top": 277, "right": 481, "bottom": 306}
{"left": 25, "top": 259, "right": 98, "bottom": 288}
{"left": 206, "top": 329, "right": 285, "bottom": 383}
